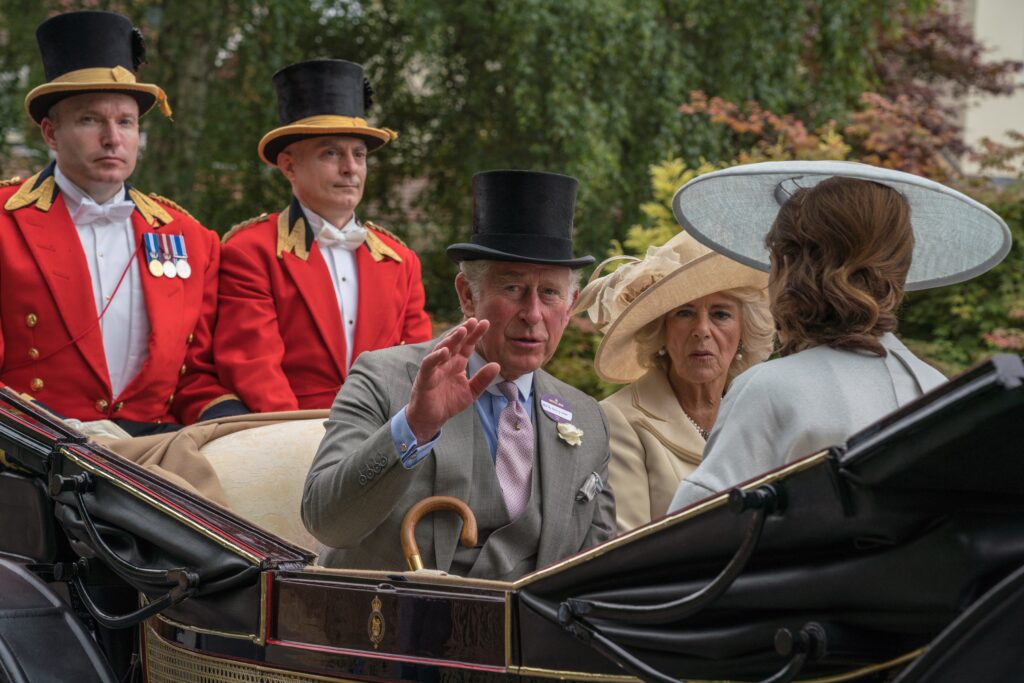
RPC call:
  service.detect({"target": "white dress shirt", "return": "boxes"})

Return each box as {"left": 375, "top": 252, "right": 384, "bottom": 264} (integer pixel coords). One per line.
{"left": 56, "top": 166, "right": 150, "bottom": 397}
{"left": 300, "top": 204, "right": 362, "bottom": 369}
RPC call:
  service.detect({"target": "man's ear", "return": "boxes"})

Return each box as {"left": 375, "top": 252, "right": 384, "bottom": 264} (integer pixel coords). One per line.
{"left": 454, "top": 272, "right": 476, "bottom": 318}
{"left": 40, "top": 117, "right": 59, "bottom": 151}
{"left": 277, "top": 152, "right": 296, "bottom": 182}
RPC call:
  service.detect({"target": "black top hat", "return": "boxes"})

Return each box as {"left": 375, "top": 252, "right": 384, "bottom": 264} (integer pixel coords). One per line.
{"left": 447, "top": 170, "right": 595, "bottom": 268}
{"left": 258, "top": 59, "right": 397, "bottom": 165}
{"left": 25, "top": 11, "right": 170, "bottom": 124}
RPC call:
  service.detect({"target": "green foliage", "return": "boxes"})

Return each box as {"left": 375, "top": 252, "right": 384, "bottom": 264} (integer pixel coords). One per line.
{"left": 545, "top": 323, "right": 620, "bottom": 401}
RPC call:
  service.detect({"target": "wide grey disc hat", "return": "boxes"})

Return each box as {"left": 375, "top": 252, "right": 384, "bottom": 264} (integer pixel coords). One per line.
{"left": 672, "top": 160, "right": 1012, "bottom": 291}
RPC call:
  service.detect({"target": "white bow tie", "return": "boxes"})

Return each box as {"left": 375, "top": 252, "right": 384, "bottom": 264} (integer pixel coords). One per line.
{"left": 317, "top": 223, "right": 367, "bottom": 251}
{"left": 73, "top": 197, "right": 136, "bottom": 226}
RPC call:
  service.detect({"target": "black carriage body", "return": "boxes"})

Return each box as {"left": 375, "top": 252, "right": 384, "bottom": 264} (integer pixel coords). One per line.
{"left": 0, "top": 356, "right": 1023, "bottom": 682}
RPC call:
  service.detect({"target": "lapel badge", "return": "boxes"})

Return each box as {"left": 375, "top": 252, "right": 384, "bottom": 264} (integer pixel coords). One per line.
{"left": 368, "top": 595, "right": 385, "bottom": 649}
{"left": 540, "top": 394, "right": 573, "bottom": 423}
{"left": 170, "top": 233, "right": 191, "bottom": 279}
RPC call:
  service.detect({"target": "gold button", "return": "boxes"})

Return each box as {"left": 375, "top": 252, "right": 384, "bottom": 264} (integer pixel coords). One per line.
{"left": 95, "top": 399, "right": 109, "bottom": 412}
{"left": 179, "top": 364, "right": 187, "bottom": 376}
{"left": 113, "top": 401, "right": 124, "bottom": 412}
{"left": 167, "top": 393, "right": 175, "bottom": 405}
{"left": 26, "top": 313, "right": 38, "bottom": 328}
{"left": 186, "top": 333, "right": 195, "bottom": 344}
{"left": 30, "top": 378, "right": 43, "bottom": 391}
{"left": 27, "top": 347, "right": 40, "bottom": 360}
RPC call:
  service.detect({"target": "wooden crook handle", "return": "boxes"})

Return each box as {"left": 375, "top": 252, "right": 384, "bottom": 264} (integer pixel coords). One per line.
{"left": 400, "top": 496, "right": 478, "bottom": 571}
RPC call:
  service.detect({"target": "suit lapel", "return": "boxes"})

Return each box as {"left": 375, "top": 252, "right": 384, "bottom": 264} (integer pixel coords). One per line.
{"left": 127, "top": 213, "right": 183, "bottom": 394}
{"left": 423, "top": 347, "right": 480, "bottom": 571}
{"left": 352, "top": 243, "right": 399, "bottom": 357}
{"left": 281, "top": 242, "right": 347, "bottom": 378}
{"left": 13, "top": 193, "right": 110, "bottom": 386}
{"left": 534, "top": 371, "right": 584, "bottom": 567}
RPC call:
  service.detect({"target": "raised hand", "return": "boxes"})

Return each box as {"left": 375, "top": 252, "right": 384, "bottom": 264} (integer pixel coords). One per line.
{"left": 406, "top": 318, "right": 501, "bottom": 442}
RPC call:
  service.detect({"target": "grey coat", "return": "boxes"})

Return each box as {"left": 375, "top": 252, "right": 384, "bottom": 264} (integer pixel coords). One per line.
{"left": 301, "top": 338, "right": 616, "bottom": 580}
{"left": 669, "top": 333, "right": 946, "bottom": 511}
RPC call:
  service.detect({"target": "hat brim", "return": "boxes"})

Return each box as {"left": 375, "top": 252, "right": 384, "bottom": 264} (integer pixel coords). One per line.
{"left": 447, "top": 243, "right": 595, "bottom": 269}
{"left": 594, "top": 250, "right": 768, "bottom": 383}
{"left": 259, "top": 121, "right": 395, "bottom": 165}
{"left": 26, "top": 83, "right": 160, "bottom": 123}
{"left": 672, "top": 160, "right": 1012, "bottom": 292}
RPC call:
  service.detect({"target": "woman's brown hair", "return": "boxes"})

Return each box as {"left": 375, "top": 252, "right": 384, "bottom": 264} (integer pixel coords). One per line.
{"left": 766, "top": 176, "right": 914, "bottom": 357}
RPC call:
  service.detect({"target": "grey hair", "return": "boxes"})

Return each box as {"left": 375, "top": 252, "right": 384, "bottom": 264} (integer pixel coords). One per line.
{"left": 634, "top": 286, "right": 775, "bottom": 386}
{"left": 458, "top": 260, "right": 582, "bottom": 316}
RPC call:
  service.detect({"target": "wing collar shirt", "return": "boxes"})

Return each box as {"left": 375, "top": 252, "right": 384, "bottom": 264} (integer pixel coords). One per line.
{"left": 301, "top": 203, "right": 363, "bottom": 370}
{"left": 391, "top": 350, "right": 534, "bottom": 468}
{"left": 56, "top": 165, "right": 150, "bottom": 398}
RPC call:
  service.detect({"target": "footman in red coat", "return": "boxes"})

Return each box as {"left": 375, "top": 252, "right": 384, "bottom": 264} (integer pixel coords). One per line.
{"left": 215, "top": 59, "right": 432, "bottom": 412}
{"left": 0, "top": 11, "right": 239, "bottom": 435}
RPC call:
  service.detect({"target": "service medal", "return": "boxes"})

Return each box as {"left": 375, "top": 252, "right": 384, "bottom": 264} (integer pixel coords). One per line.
{"left": 159, "top": 234, "right": 177, "bottom": 278}
{"left": 170, "top": 234, "right": 191, "bottom": 279}
{"left": 144, "top": 233, "right": 163, "bottom": 278}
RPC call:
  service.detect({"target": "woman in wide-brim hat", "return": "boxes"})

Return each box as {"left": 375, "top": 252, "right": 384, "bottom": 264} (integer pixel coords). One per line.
{"left": 575, "top": 231, "right": 773, "bottom": 532}
{"left": 668, "top": 160, "right": 1012, "bottom": 512}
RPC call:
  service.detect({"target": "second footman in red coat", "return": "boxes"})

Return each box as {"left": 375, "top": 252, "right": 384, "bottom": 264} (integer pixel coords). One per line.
{"left": 215, "top": 59, "right": 432, "bottom": 412}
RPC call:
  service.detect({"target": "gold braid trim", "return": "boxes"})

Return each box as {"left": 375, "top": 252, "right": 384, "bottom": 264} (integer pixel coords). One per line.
{"left": 365, "top": 220, "right": 408, "bottom": 247}
{"left": 149, "top": 193, "right": 195, "bottom": 220}
{"left": 0, "top": 176, "right": 22, "bottom": 188}
{"left": 365, "top": 229, "right": 403, "bottom": 263}
{"left": 276, "top": 210, "right": 309, "bottom": 260}
{"left": 128, "top": 188, "right": 174, "bottom": 226}
{"left": 4, "top": 173, "right": 56, "bottom": 212}
{"left": 221, "top": 213, "right": 269, "bottom": 244}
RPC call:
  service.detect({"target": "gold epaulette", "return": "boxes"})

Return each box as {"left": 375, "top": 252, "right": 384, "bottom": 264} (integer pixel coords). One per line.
{"left": 222, "top": 213, "right": 269, "bottom": 244}
{"left": 4, "top": 173, "right": 55, "bottom": 212}
{"left": 149, "top": 193, "right": 196, "bottom": 220}
{"left": 365, "top": 221, "right": 408, "bottom": 248}
{"left": 0, "top": 176, "right": 22, "bottom": 188}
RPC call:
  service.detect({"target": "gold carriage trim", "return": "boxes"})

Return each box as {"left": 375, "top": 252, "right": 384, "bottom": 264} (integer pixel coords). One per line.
{"left": 144, "top": 623, "right": 360, "bottom": 683}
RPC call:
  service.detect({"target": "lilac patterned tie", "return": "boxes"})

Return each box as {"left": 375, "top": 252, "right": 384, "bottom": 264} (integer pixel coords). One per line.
{"left": 495, "top": 381, "right": 534, "bottom": 519}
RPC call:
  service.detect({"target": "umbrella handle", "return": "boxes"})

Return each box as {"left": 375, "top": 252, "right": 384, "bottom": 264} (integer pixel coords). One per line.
{"left": 400, "top": 496, "right": 478, "bottom": 571}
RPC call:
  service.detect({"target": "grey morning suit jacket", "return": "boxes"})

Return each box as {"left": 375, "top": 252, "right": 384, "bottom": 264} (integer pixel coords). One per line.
{"left": 301, "top": 338, "right": 616, "bottom": 581}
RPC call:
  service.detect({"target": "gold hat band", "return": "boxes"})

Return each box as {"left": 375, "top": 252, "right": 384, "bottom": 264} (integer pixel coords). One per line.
{"left": 25, "top": 66, "right": 172, "bottom": 119}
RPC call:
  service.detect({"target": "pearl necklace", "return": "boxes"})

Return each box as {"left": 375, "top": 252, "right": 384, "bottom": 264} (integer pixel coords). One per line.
{"left": 682, "top": 409, "right": 710, "bottom": 440}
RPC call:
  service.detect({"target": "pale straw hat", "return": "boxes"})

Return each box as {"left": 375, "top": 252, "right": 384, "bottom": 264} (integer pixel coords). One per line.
{"left": 672, "top": 160, "right": 1011, "bottom": 291}
{"left": 575, "top": 231, "right": 767, "bottom": 384}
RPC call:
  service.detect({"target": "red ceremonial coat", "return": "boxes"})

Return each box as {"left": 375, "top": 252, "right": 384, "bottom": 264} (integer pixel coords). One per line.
{"left": 0, "top": 164, "right": 236, "bottom": 426}
{"left": 214, "top": 199, "right": 432, "bottom": 412}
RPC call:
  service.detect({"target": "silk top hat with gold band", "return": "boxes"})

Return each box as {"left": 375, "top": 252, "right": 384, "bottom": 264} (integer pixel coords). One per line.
{"left": 574, "top": 231, "right": 768, "bottom": 383}
{"left": 25, "top": 10, "right": 171, "bottom": 124}
{"left": 258, "top": 59, "right": 398, "bottom": 166}
{"left": 447, "top": 170, "right": 596, "bottom": 268}
{"left": 672, "top": 160, "right": 1012, "bottom": 292}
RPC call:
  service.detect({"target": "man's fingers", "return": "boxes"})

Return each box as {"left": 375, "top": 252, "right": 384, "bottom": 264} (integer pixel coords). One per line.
{"left": 458, "top": 318, "right": 490, "bottom": 356}
{"left": 467, "top": 361, "right": 501, "bottom": 398}
{"left": 417, "top": 346, "right": 451, "bottom": 380}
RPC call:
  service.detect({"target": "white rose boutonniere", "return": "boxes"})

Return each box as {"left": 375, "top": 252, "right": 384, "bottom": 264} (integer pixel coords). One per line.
{"left": 557, "top": 422, "right": 583, "bottom": 447}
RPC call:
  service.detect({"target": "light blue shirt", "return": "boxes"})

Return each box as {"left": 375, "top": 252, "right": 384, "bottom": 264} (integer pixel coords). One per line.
{"left": 390, "top": 352, "right": 534, "bottom": 468}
